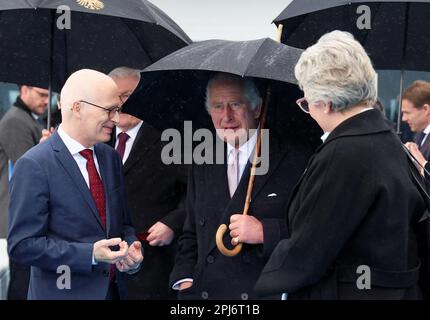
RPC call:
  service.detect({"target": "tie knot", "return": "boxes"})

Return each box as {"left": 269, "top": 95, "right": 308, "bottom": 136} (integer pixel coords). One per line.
{"left": 79, "top": 149, "right": 94, "bottom": 161}
{"left": 118, "top": 132, "right": 130, "bottom": 143}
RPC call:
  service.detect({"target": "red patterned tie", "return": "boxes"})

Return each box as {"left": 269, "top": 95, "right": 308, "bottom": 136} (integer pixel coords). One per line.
{"left": 79, "top": 149, "right": 106, "bottom": 228}
{"left": 115, "top": 132, "right": 130, "bottom": 160}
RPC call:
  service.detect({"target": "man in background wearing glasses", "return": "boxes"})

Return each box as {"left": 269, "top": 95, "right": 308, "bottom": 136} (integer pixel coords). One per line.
{"left": 0, "top": 85, "right": 49, "bottom": 300}
{"left": 7, "top": 69, "right": 142, "bottom": 300}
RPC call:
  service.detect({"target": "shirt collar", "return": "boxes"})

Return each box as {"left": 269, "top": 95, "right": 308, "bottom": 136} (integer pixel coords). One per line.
{"left": 226, "top": 127, "right": 259, "bottom": 163}
{"left": 57, "top": 125, "right": 94, "bottom": 155}
{"left": 424, "top": 123, "right": 430, "bottom": 135}
{"left": 320, "top": 131, "right": 331, "bottom": 143}
{"left": 320, "top": 107, "right": 374, "bottom": 143}
{"left": 115, "top": 121, "right": 143, "bottom": 141}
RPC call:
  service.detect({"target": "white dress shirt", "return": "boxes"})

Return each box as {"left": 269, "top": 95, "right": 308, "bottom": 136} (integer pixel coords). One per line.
{"left": 420, "top": 123, "right": 430, "bottom": 147}
{"left": 114, "top": 121, "right": 143, "bottom": 164}
{"left": 57, "top": 125, "right": 101, "bottom": 187}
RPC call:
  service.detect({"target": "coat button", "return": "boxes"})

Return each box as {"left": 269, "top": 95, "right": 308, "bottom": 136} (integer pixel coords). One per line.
{"left": 201, "top": 291, "right": 209, "bottom": 299}
{"left": 199, "top": 218, "right": 205, "bottom": 226}
{"left": 102, "top": 270, "right": 109, "bottom": 277}
{"left": 241, "top": 293, "right": 249, "bottom": 300}
{"left": 242, "top": 255, "right": 251, "bottom": 263}
{"left": 206, "top": 255, "right": 215, "bottom": 264}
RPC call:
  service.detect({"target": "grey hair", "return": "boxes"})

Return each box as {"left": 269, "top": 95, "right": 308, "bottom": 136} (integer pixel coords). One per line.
{"left": 205, "top": 73, "right": 262, "bottom": 112}
{"left": 108, "top": 66, "right": 141, "bottom": 81}
{"left": 294, "top": 30, "right": 377, "bottom": 112}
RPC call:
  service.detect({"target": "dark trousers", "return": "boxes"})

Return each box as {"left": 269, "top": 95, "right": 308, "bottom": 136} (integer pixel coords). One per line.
{"left": 7, "top": 259, "right": 30, "bottom": 300}
{"left": 105, "top": 281, "right": 120, "bottom": 300}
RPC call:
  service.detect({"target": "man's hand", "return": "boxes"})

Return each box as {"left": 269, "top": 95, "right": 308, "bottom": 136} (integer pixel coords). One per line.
{"left": 179, "top": 281, "right": 193, "bottom": 291}
{"left": 116, "top": 241, "right": 143, "bottom": 273}
{"left": 405, "top": 142, "right": 428, "bottom": 174}
{"left": 146, "top": 221, "right": 175, "bottom": 246}
{"left": 93, "top": 238, "right": 128, "bottom": 264}
{"left": 229, "top": 214, "right": 264, "bottom": 245}
{"left": 39, "top": 127, "right": 54, "bottom": 143}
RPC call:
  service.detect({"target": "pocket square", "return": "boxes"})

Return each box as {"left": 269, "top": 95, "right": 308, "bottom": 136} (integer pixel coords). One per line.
{"left": 267, "top": 193, "right": 277, "bottom": 197}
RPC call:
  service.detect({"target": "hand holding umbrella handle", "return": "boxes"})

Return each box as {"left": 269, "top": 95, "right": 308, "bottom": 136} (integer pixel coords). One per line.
{"left": 215, "top": 224, "right": 243, "bottom": 256}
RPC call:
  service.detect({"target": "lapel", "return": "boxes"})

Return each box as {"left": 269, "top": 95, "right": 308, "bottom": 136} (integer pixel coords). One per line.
{"left": 219, "top": 133, "right": 285, "bottom": 223}
{"left": 123, "top": 124, "right": 160, "bottom": 174}
{"left": 420, "top": 135, "right": 430, "bottom": 160}
{"left": 207, "top": 133, "right": 286, "bottom": 254}
{"left": 51, "top": 132, "right": 105, "bottom": 232}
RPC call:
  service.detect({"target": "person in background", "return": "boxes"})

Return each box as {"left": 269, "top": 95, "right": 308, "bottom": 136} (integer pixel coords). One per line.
{"left": 108, "top": 67, "right": 188, "bottom": 299}
{"left": 0, "top": 85, "right": 48, "bottom": 300}
{"left": 402, "top": 80, "right": 430, "bottom": 159}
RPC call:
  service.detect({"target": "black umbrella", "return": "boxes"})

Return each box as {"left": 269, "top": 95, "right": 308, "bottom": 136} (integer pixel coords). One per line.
{"left": 122, "top": 38, "right": 321, "bottom": 256}
{"left": 274, "top": 0, "right": 430, "bottom": 132}
{"left": 0, "top": 0, "right": 191, "bottom": 126}
{"left": 123, "top": 38, "right": 320, "bottom": 142}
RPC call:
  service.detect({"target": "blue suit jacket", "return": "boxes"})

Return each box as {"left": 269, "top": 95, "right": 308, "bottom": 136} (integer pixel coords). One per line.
{"left": 7, "top": 131, "right": 137, "bottom": 300}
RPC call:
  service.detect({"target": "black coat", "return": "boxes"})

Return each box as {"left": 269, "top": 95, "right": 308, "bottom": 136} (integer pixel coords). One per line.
{"left": 255, "top": 110, "right": 428, "bottom": 300}
{"left": 110, "top": 124, "right": 188, "bottom": 300}
{"left": 170, "top": 134, "right": 311, "bottom": 300}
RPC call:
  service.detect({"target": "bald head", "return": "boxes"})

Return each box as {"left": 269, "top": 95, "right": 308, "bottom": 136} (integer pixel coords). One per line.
{"left": 59, "top": 69, "right": 120, "bottom": 147}
{"left": 60, "top": 69, "right": 118, "bottom": 117}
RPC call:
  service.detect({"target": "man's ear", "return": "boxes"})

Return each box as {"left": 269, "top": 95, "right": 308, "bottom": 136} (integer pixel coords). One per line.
{"left": 423, "top": 104, "right": 430, "bottom": 116}
{"left": 71, "top": 101, "right": 81, "bottom": 118}
{"left": 253, "top": 101, "right": 262, "bottom": 119}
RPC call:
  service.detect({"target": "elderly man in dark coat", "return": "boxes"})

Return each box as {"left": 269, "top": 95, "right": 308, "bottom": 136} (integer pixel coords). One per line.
{"left": 255, "top": 31, "right": 428, "bottom": 300}
{"left": 170, "top": 73, "right": 311, "bottom": 300}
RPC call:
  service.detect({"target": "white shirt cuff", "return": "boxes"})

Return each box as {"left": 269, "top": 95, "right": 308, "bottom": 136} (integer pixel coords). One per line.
{"left": 172, "top": 278, "right": 193, "bottom": 290}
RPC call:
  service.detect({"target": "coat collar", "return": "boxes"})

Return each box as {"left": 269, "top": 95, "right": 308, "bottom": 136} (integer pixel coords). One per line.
{"left": 322, "top": 109, "right": 392, "bottom": 148}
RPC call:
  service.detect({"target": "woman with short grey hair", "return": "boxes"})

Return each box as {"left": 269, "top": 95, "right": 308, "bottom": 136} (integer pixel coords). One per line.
{"left": 255, "top": 30, "right": 428, "bottom": 300}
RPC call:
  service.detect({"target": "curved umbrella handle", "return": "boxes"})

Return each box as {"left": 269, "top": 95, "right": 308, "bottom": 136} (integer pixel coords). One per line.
{"left": 215, "top": 223, "right": 243, "bottom": 257}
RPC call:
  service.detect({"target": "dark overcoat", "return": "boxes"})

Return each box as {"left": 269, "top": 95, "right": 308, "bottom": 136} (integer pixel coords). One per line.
{"left": 255, "top": 110, "right": 427, "bottom": 300}
{"left": 170, "top": 134, "right": 311, "bottom": 300}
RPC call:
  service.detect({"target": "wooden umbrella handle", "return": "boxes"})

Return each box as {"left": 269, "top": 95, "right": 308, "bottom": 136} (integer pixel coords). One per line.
{"left": 215, "top": 87, "right": 271, "bottom": 256}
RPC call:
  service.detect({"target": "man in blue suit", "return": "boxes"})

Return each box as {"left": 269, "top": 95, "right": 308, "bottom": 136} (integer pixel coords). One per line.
{"left": 7, "top": 69, "right": 143, "bottom": 300}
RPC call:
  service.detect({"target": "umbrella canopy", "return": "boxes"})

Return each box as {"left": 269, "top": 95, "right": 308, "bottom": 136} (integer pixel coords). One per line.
{"left": 122, "top": 38, "right": 321, "bottom": 148}
{"left": 0, "top": 0, "right": 192, "bottom": 92}
{"left": 274, "top": 0, "right": 430, "bottom": 71}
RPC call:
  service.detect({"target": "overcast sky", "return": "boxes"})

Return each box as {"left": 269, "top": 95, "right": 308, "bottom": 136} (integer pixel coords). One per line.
{"left": 150, "top": 0, "right": 293, "bottom": 41}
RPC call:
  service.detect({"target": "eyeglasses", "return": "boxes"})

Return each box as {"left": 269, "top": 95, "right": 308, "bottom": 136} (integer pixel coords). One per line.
{"left": 210, "top": 101, "right": 246, "bottom": 113}
{"left": 119, "top": 93, "right": 131, "bottom": 104}
{"left": 79, "top": 100, "right": 122, "bottom": 119}
{"left": 296, "top": 97, "right": 310, "bottom": 113}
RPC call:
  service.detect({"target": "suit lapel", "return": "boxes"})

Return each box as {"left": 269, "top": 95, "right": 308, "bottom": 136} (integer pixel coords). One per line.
{"left": 421, "top": 135, "right": 430, "bottom": 160}
{"left": 123, "top": 125, "right": 159, "bottom": 174}
{"left": 207, "top": 134, "right": 285, "bottom": 254}
{"left": 51, "top": 132, "right": 105, "bottom": 231}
